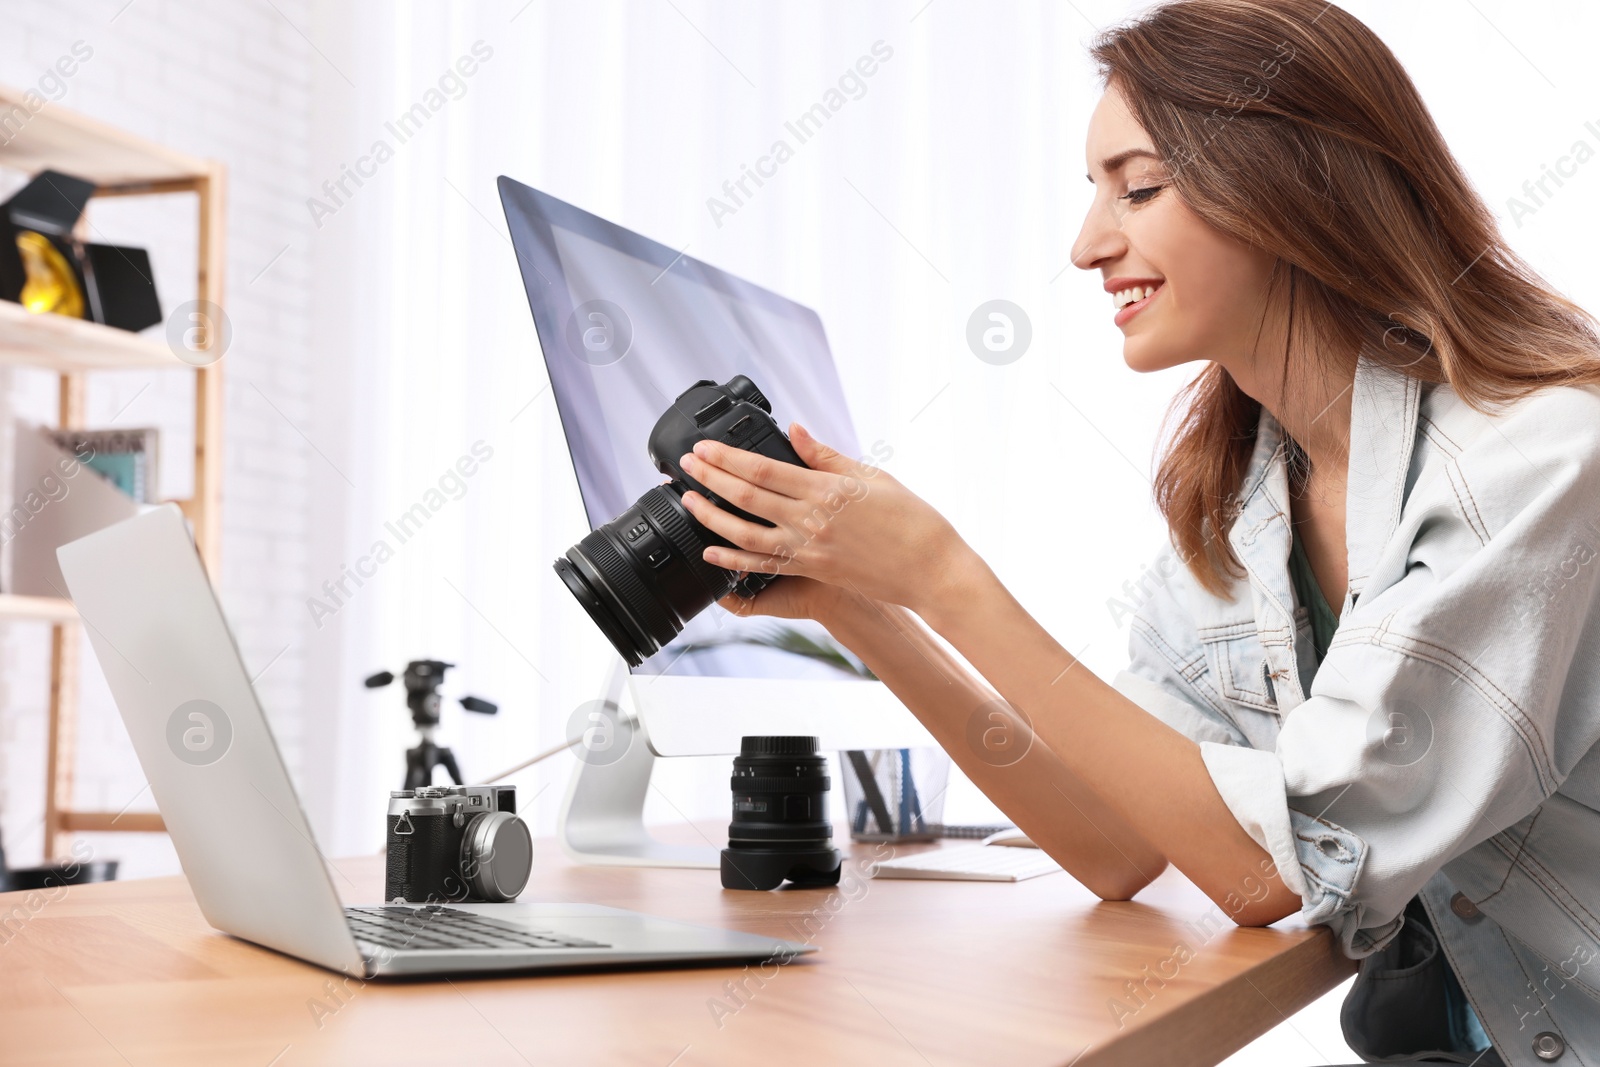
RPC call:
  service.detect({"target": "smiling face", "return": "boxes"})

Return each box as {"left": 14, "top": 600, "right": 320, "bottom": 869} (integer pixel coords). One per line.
{"left": 1074, "top": 83, "right": 1281, "bottom": 375}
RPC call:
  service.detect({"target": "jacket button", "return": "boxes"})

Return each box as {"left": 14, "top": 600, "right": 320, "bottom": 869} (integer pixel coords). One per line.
{"left": 1450, "top": 892, "right": 1480, "bottom": 919}
{"left": 1533, "top": 1031, "right": 1565, "bottom": 1060}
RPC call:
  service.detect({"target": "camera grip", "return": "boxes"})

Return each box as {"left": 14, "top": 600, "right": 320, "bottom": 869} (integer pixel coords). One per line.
{"left": 385, "top": 812, "right": 462, "bottom": 904}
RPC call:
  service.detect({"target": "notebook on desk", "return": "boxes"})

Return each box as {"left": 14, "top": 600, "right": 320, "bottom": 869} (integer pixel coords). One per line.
{"left": 868, "top": 830, "right": 1064, "bottom": 882}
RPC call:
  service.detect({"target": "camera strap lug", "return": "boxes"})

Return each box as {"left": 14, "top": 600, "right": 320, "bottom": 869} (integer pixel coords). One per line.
{"left": 395, "top": 810, "right": 415, "bottom": 835}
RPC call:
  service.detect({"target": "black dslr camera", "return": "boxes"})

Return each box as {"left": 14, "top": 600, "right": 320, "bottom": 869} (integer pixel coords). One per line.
{"left": 554, "top": 375, "right": 808, "bottom": 666}
{"left": 385, "top": 784, "right": 532, "bottom": 904}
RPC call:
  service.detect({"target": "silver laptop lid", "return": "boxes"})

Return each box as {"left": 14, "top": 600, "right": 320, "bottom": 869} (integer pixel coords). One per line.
{"left": 57, "top": 505, "right": 364, "bottom": 975}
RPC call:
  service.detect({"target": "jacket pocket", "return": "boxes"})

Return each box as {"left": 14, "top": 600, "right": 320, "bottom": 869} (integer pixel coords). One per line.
{"left": 1199, "top": 625, "right": 1277, "bottom": 712}
{"left": 1340, "top": 897, "right": 1477, "bottom": 1059}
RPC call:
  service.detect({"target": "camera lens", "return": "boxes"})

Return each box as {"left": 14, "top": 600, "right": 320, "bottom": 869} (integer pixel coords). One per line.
{"left": 720, "top": 736, "right": 843, "bottom": 891}
{"left": 554, "top": 484, "right": 737, "bottom": 666}
{"left": 459, "top": 810, "right": 533, "bottom": 902}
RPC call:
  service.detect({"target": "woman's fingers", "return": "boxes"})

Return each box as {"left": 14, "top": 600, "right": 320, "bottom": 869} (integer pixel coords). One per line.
{"left": 681, "top": 451, "right": 794, "bottom": 523}
{"left": 681, "top": 489, "right": 791, "bottom": 558}
{"left": 677, "top": 431, "right": 869, "bottom": 590}
{"left": 690, "top": 439, "right": 819, "bottom": 498}
{"left": 702, "top": 541, "right": 792, "bottom": 574}
{"left": 788, "top": 422, "right": 857, "bottom": 475}
{"left": 715, "top": 590, "right": 760, "bottom": 617}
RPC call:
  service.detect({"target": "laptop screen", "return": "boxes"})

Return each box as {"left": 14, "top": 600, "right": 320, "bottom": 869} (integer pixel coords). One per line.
{"left": 498, "top": 178, "right": 873, "bottom": 681}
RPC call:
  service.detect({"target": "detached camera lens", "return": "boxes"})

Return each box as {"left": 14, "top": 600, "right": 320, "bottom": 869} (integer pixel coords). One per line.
{"left": 720, "top": 736, "right": 843, "bottom": 891}
{"left": 555, "top": 485, "right": 734, "bottom": 666}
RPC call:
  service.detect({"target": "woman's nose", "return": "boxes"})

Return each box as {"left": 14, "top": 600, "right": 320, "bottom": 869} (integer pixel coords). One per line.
{"left": 1071, "top": 195, "right": 1130, "bottom": 272}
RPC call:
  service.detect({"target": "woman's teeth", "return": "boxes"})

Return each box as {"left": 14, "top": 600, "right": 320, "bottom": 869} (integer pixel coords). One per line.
{"left": 1113, "top": 284, "right": 1159, "bottom": 309}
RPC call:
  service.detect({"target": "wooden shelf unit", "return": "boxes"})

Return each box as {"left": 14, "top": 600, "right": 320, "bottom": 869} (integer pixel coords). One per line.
{"left": 0, "top": 84, "right": 228, "bottom": 858}
{"left": 0, "top": 592, "right": 78, "bottom": 623}
{"left": 0, "top": 299, "right": 189, "bottom": 371}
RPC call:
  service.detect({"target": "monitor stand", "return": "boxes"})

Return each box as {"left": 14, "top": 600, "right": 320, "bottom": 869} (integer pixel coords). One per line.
{"left": 557, "top": 657, "right": 721, "bottom": 868}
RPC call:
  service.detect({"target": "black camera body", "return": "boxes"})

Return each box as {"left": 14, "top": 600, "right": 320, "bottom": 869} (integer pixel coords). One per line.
{"left": 384, "top": 784, "right": 532, "bottom": 904}
{"left": 646, "top": 376, "right": 805, "bottom": 527}
{"left": 555, "top": 375, "right": 811, "bottom": 666}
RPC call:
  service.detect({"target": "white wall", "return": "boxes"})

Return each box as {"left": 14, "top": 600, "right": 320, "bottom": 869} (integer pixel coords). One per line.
{"left": 0, "top": 0, "right": 316, "bottom": 877}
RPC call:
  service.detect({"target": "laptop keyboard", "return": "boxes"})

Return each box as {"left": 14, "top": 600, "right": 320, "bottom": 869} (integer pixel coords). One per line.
{"left": 345, "top": 905, "right": 610, "bottom": 951}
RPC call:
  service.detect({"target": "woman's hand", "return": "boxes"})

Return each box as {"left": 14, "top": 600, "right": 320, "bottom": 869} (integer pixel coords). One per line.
{"left": 678, "top": 422, "right": 970, "bottom": 615}
{"left": 710, "top": 574, "right": 861, "bottom": 625}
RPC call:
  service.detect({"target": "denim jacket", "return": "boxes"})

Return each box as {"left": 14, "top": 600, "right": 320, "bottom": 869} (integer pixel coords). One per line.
{"left": 1110, "top": 345, "right": 1600, "bottom": 1065}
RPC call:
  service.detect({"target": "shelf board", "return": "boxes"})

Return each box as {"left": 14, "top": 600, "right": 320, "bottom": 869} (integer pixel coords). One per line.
{"left": 60, "top": 811, "right": 165, "bottom": 834}
{"left": 0, "top": 299, "right": 187, "bottom": 371}
{"left": 0, "top": 84, "right": 211, "bottom": 185}
{"left": 0, "top": 593, "right": 77, "bottom": 623}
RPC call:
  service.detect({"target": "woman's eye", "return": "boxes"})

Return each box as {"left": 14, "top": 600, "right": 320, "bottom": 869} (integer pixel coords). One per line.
{"left": 1118, "top": 185, "right": 1165, "bottom": 205}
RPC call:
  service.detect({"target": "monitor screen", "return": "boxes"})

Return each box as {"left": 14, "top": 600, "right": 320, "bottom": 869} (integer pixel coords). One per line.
{"left": 499, "top": 177, "right": 873, "bottom": 681}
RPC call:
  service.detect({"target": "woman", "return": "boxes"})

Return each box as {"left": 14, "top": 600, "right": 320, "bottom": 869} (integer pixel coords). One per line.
{"left": 677, "top": 1, "right": 1600, "bottom": 1062}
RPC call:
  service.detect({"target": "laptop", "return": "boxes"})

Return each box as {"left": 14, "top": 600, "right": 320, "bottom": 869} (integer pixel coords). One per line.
{"left": 56, "top": 505, "right": 814, "bottom": 978}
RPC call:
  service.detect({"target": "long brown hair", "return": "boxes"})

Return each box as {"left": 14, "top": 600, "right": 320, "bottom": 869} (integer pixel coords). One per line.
{"left": 1089, "top": 0, "right": 1600, "bottom": 597}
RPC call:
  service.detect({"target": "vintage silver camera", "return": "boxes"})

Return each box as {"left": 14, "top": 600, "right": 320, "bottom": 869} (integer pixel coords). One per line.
{"left": 384, "top": 784, "right": 532, "bottom": 904}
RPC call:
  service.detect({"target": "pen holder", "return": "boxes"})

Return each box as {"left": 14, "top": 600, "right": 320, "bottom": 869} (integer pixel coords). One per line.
{"left": 840, "top": 747, "right": 949, "bottom": 843}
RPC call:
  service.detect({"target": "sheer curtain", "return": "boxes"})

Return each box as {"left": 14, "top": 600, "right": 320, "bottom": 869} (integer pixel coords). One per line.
{"left": 295, "top": 0, "right": 1600, "bottom": 865}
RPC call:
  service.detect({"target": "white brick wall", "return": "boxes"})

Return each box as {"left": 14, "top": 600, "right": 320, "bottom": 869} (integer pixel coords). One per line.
{"left": 0, "top": 0, "right": 315, "bottom": 878}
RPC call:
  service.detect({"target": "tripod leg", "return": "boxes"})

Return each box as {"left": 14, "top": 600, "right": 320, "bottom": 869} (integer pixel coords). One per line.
{"left": 438, "top": 748, "right": 463, "bottom": 786}
{"left": 404, "top": 744, "right": 429, "bottom": 791}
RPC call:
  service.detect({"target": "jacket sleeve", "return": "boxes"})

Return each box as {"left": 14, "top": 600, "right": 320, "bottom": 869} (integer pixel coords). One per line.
{"left": 1202, "top": 393, "right": 1600, "bottom": 957}
{"left": 1108, "top": 543, "right": 1332, "bottom": 911}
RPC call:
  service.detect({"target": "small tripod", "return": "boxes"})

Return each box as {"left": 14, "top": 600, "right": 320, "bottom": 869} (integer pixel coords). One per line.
{"left": 364, "top": 659, "right": 498, "bottom": 790}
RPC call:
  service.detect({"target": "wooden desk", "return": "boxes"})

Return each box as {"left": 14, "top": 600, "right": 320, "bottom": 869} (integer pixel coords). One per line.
{"left": 0, "top": 828, "right": 1353, "bottom": 1067}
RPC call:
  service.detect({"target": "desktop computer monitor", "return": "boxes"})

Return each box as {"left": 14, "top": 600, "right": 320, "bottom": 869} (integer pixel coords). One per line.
{"left": 498, "top": 178, "right": 931, "bottom": 759}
